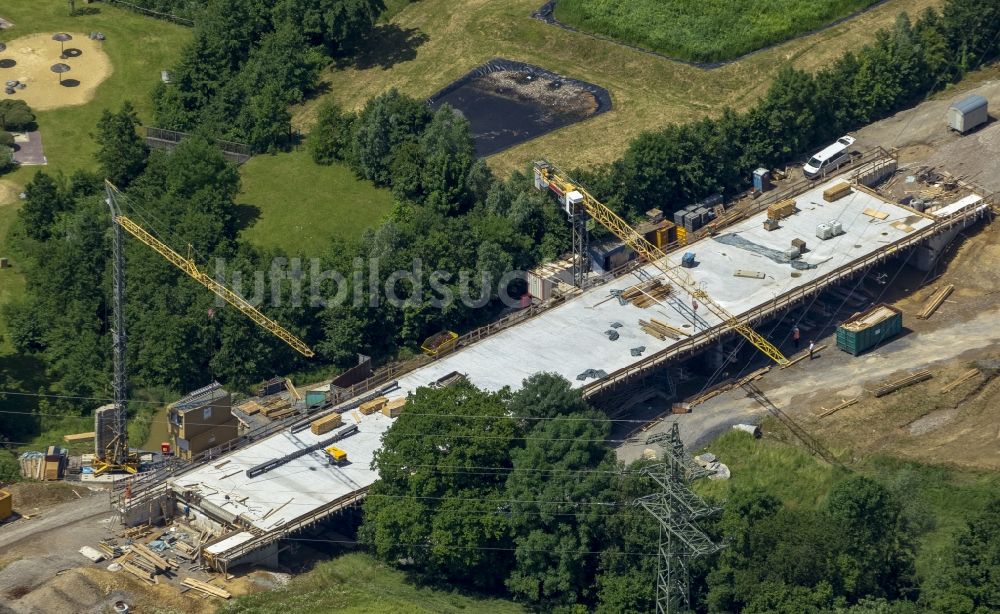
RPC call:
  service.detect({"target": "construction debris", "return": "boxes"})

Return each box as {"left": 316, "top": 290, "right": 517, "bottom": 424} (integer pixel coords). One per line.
{"left": 182, "top": 577, "right": 232, "bottom": 599}
{"left": 939, "top": 368, "right": 980, "bottom": 394}
{"left": 818, "top": 397, "right": 859, "bottom": 418}
{"left": 693, "top": 453, "right": 716, "bottom": 466}
{"left": 604, "top": 329, "right": 620, "bottom": 341}
{"left": 619, "top": 279, "right": 672, "bottom": 308}
{"left": 917, "top": 284, "right": 954, "bottom": 319}
{"left": 732, "top": 424, "right": 762, "bottom": 438}
{"left": 862, "top": 207, "right": 890, "bottom": 220}
{"left": 79, "top": 546, "right": 105, "bottom": 563}
{"left": 706, "top": 462, "right": 731, "bottom": 480}
{"left": 630, "top": 346, "right": 646, "bottom": 357}
{"left": 872, "top": 370, "right": 933, "bottom": 397}
{"left": 576, "top": 368, "right": 609, "bottom": 381}
{"left": 639, "top": 318, "right": 688, "bottom": 341}
{"left": 734, "top": 269, "right": 766, "bottom": 279}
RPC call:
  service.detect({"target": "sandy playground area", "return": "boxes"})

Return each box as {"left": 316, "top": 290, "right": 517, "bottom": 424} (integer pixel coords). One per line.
{"left": 0, "top": 32, "right": 112, "bottom": 111}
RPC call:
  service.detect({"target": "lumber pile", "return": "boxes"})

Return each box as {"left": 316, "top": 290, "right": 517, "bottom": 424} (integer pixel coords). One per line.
{"left": 123, "top": 525, "right": 152, "bottom": 540}
{"left": 916, "top": 284, "right": 954, "bottom": 320}
{"left": 63, "top": 431, "right": 95, "bottom": 443}
{"left": 872, "top": 370, "right": 932, "bottom": 397}
{"left": 639, "top": 318, "right": 688, "bottom": 341}
{"left": 259, "top": 398, "right": 291, "bottom": 418}
{"left": 818, "top": 397, "right": 859, "bottom": 418}
{"left": 940, "top": 369, "right": 979, "bottom": 394}
{"left": 823, "top": 182, "right": 853, "bottom": 202}
{"left": 767, "top": 198, "right": 797, "bottom": 221}
{"left": 120, "top": 554, "right": 156, "bottom": 584}
{"left": 779, "top": 344, "right": 828, "bottom": 369}
{"left": 311, "top": 412, "right": 343, "bottom": 436}
{"left": 622, "top": 279, "right": 672, "bottom": 308}
{"left": 382, "top": 397, "right": 407, "bottom": 418}
{"left": 840, "top": 306, "right": 897, "bottom": 332}
{"left": 239, "top": 399, "right": 263, "bottom": 416}
{"left": 183, "top": 577, "right": 231, "bottom": 599}
{"left": 130, "top": 542, "right": 175, "bottom": 573}
{"left": 359, "top": 396, "right": 388, "bottom": 415}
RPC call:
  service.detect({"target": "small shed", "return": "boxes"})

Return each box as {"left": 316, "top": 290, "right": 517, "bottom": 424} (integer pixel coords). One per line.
{"left": 947, "top": 95, "right": 988, "bottom": 133}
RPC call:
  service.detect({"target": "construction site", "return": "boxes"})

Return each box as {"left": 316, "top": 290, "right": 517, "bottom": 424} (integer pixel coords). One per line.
{"left": 4, "top": 71, "right": 1000, "bottom": 614}
{"left": 64, "top": 135, "right": 985, "bottom": 582}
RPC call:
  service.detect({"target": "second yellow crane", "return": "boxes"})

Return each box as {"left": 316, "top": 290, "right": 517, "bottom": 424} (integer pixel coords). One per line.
{"left": 533, "top": 161, "right": 788, "bottom": 366}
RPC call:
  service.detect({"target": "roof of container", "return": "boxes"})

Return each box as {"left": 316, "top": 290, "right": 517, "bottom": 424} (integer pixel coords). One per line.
{"left": 172, "top": 381, "right": 228, "bottom": 412}
{"left": 951, "top": 95, "right": 988, "bottom": 114}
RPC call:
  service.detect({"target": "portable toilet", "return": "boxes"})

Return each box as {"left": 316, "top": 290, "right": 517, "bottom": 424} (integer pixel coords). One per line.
{"left": 753, "top": 168, "right": 771, "bottom": 193}
{"left": 948, "top": 95, "right": 988, "bottom": 133}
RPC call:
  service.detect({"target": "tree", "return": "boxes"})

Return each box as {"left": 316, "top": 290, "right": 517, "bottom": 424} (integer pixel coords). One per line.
{"left": 18, "top": 171, "right": 67, "bottom": 241}
{"left": 826, "top": 475, "right": 916, "bottom": 601}
{"left": 923, "top": 497, "right": 1000, "bottom": 613}
{"left": 351, "top": 88, "right": 432, "bottom": 185}
{"left": 0, "top": 99, "right": 35, "bottom": 131}
{"left": 95, "top": 101, "right": 149, "bottom": 188}
{"left": 309, "top": 101, "right": 356, "bottom": 164}
{"left": 419, "top": 105, "right": 476, "bottom": 213}
{"left": 504, "top": 378, "right": 615, "bottom": 609}
{"left": 362, "top": 382, "right": 517, "bottom": 590}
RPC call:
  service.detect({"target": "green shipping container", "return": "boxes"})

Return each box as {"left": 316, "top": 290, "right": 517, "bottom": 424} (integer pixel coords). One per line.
{"left": 836, "top": 304, "right": 903, "bottom": 356}
{"left": 306, "top": 390, "right": 327, "bottom": 408}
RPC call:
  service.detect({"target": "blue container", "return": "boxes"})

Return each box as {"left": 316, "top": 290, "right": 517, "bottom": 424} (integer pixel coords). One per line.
{"left": 753, "top": 168, "right": 771, "bottom": 193}
{"left": 681, "top": 252, "right": 696, "bottom": 268}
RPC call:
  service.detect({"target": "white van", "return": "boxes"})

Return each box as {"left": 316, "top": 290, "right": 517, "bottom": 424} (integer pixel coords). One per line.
{"left": 803, "top": 135, "right": 856, "bottom": 179}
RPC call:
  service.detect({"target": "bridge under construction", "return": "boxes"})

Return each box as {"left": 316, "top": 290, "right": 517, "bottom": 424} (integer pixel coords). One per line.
{"left": 113, "top": 156, "right": 994, "bottom": 572}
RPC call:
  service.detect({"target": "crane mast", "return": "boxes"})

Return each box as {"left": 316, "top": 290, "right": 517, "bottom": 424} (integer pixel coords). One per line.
{"left": 533, "top": 161, "right": 789, "bottom": 366}
{"left": 96, "top": 183, "right": 315, "bottom": 475}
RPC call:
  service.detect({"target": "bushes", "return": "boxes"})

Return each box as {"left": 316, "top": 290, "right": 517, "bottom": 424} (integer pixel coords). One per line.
{"left": 602, "top": 0, "right": 1000, "bottom": 220}
{"left": 0, "top": 100, "right": 35, "bottom": 132}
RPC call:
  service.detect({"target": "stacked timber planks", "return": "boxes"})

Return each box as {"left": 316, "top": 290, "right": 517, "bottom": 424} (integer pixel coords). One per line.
{"left": 359, "top": 396, "right": 388, "bottom": 415}
{"left": 382, "top": 398, "right": 407, "bottom": 418}
{"left": 916, "top": 285, "right": 954, "bottom": 319}
{"left": 63, "top": 431, "right": 95, "bottom": 443}
{"left": 183, "top": 577, "right": 232, "bottom": 599}
{"left": 259, "top": 398, "right": 291, "bottom": 418}
{"left": 872, "top": 370, "right": 932, "bottom": 397}
{"left": 823, "top": 182, "right": 853, "bottom": 202}
{"left": 622, "top": 279, "right": 672, "bottom": 308}
{"left": 767, "top": 199, "right": 797, "bottom": 221}
{"left": 311, "top": 413, "right": 343, "bottom": 435}
{"left": 639, "top": 318, "right": 688, "bottom": 341}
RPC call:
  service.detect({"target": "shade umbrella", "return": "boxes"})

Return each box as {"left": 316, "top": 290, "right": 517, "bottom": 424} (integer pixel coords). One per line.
{"left": 51, "top": 62, "right": 71, "bottom": 84}
{"left": 52, "top": 32, "right": 72, "bottom": 55}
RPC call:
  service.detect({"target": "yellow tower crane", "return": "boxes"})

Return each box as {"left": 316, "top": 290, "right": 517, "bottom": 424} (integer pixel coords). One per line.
{"left": 533, "top": 161, "right": 789, "bottom": 366}
{"left": 94, "top": 183, "right": 313, "bottom": 476}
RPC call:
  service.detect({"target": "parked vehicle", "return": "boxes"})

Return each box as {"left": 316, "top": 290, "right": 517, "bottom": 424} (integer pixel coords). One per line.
{"left": 803, "top": 135, "right": 856, "bottom": 179}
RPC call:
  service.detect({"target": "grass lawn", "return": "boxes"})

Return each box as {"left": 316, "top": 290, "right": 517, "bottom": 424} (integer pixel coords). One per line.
{"left": 219, "top": 552, "right": 525, "bottom": 614}
{"left": 237, "top": 150, "right": 394, "bottom": 255}
{"left": 554, "top": 0, "right": 881, "bottom": 64}
{"left": 302, "top": 0, "right": 939, "bottom": 174}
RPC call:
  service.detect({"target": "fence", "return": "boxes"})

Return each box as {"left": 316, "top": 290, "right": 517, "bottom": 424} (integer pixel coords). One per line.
{"left": 104, "top": 0, "right": 194, "bottom": 26}
{"left": 145, "top": 127, "right": 252, "bottom": 164}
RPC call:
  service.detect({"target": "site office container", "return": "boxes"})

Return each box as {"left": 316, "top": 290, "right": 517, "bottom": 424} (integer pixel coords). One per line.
{"left": 836, "top": 304, "right": 903, "bottom": 356}
{"left": 947, "top": 95, "right": 989, "bottom": 133}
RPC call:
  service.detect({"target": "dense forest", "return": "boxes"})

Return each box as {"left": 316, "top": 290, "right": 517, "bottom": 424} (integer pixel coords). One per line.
{"left": 361, "top": 375, "right": 1000, "bottom": 612}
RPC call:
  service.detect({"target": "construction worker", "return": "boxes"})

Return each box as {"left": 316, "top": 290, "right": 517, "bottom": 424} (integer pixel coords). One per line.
{"left": 792, "top": 325, "right": 801, "bottom": 349}
{"left": 808, "top": 340, "right": 816, "bottom": 360}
